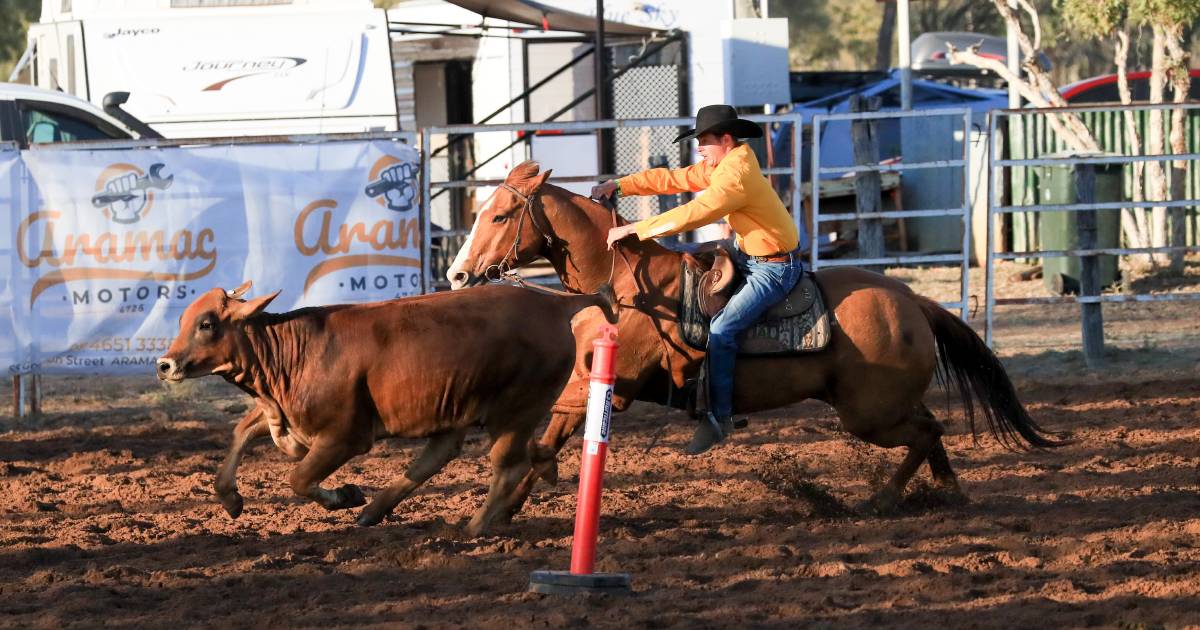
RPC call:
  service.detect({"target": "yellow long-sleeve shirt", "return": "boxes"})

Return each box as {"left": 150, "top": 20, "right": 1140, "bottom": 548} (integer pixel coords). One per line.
{"left": 618, "top": 143, "right": 799, "bottom": 257}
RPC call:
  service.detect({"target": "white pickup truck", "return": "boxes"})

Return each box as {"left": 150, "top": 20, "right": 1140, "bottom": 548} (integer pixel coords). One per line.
{"left": 0, "top": 82, "right": 157, "bottom": 147}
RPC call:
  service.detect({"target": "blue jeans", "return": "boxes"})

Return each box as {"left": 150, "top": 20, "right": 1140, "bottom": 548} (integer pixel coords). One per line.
{"left": 708, "top": 248, "right": 803, "bottom": 417}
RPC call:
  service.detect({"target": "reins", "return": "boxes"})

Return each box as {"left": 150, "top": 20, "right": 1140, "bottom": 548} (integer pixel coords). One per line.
{"left": 487, "top": 183, "right": 680, "bottom": 410}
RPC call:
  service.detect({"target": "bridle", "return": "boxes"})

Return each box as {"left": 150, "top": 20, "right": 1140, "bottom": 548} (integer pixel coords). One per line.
{"left": 481, "top": 182, "right": 677, "bottom": 411}
{"left": 484, "top": 182, "right": 556, "bottom": 282}
{"left": 485, "top": 182, "right": 636, "bottom": 296}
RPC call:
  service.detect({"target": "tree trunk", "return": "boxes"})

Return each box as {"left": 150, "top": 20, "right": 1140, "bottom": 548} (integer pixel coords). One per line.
{"left": 876, "top": 1, "right": 897, "bottom": 70}
{"left": 1147, "top": 24, "right": 1168, "bottom": 258}
{"left": 1115, "top": 27, "right": 1151, "bottom": 266}
{"left": 1164, "top": 22, "right": 1190, "bottom": 274}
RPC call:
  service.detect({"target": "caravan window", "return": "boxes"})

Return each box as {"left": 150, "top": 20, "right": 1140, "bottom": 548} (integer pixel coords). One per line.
{"left": 19, "top": 105, "right": 124, "bottom": 145}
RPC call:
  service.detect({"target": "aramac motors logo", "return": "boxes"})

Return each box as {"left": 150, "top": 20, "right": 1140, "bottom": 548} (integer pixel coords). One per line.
{"left": 294, "top": 153, "right": 422, "bottom": 296}
{"left": 91, "top": 163, "right": 174, "bottom": 224}
{"left": 19, "top": 161, "right": 215, "bottom": 304}
{"left": 363, "top": 155, "right": 417, "bottom": 213}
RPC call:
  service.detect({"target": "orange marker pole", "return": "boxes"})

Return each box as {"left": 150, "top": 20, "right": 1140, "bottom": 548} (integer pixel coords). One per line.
{"left": 529, "top": 324, "right": 631, "bottom": 595}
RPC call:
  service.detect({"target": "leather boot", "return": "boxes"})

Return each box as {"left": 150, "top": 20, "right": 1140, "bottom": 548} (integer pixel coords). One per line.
{"left": 684, "top": 413, "right": 733, "bottom": 455}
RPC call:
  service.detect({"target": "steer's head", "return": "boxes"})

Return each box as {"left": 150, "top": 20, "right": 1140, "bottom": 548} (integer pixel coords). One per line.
{"left": 156, "top": 281, "right": 279, "bottom": 382}
{"left": 446, "top": 161, "right": 553, "bottom": 290}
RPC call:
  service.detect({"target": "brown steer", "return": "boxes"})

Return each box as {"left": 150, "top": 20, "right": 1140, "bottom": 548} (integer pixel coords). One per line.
{"left": 156, "top": 281, "right": 615, "bottom": 535}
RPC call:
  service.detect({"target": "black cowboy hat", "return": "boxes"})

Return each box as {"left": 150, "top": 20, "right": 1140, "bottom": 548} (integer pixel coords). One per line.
{"left": 673, "top": 104, "right": 764, "bottom": 143}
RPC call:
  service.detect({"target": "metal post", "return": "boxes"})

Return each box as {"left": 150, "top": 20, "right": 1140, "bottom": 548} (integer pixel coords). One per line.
{"left": 985, "top": 111, "right": 999, "bottom": 346}
{"left": 960, "top": 110, "right": 972, "bottom": 320}
{"left": 594, "top": 0, "right": 608, "bottom": 172}
{"left": 16, "top": 375, "right": 26, "bottom": 418}
{"left": 791, "top": 114, "right": 803, "bottom": 254}
{"left": 898, "top": 0, "right": 912, "bottom": 111}
{"left": 810, "top": 118, "right": 823, "bottom": 271}
{"left": 420, "top": 130, "right": 433, "bottom": 293}
{"left": 1075, "top": 163, "right": 1104, "bottom": 367}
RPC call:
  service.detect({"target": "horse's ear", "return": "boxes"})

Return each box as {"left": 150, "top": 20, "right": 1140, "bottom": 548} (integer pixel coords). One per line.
{"left": 508, "top": 160, "right": 541, "bottom": 183}
{"left": 532, "top": 168, "right": 553, "bottom": 190}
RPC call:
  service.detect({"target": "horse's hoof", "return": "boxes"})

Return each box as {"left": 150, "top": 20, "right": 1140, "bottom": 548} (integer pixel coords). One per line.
{"left": 939, "top": 487, "right": 971, "bottom": 506}
{"left": 337, "top": 484, "right": 367, "bottom": 509}
{"left": 857, "top": 488, "right": 899, "bottom": 516}
{"left": 356, "top": 510, "right": 384, "bottom": 527}
{"left": 219, "top": 492, "right": 244, "bottom": 519}
{"left": 463, "top": 519, "right": 487, "bottom": 537}
{"left": 540, "top": 461, "right": 559, "bottom": 485}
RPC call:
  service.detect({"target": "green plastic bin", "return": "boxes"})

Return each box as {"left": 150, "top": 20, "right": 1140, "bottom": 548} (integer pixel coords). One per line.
{"left": 1036, "top": 158, "right": 1123, "bottom": 294}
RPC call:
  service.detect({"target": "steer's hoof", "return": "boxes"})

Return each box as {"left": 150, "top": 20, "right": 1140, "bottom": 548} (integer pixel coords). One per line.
{"left": 219, "top": 492, "right": 244, "bottom": 519}
{"left": 337, "top": 484, "right": 367, "bottom": 509}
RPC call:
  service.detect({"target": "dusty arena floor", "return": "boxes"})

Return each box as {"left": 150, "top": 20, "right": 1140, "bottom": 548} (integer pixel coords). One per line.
{"left": 3, "top": 263, "right": 1200, "bottom": 629}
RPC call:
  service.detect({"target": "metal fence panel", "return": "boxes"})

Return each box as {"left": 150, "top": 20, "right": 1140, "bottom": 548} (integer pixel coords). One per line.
{"left": 985, "top": 103, "right": 1200, "bottom": 348}
{"left": 810, "top": 108, "right": 973, "bottom": 318}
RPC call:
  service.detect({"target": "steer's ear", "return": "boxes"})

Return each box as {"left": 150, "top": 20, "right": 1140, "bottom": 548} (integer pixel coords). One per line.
{"left": 227, "top": 281, "right": 253, "bottom": 300}
{"left": 231, "top": 290, "right": 280, "bottom": 320}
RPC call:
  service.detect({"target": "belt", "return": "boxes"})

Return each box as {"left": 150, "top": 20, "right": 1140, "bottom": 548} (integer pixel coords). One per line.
{"left": 751, "top": 251, "right": 796, "bottom": 263}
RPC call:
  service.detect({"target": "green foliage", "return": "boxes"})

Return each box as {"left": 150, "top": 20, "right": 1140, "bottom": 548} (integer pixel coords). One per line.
{"left": 1057, "top": 0, "right": 1129, "bottom": 37}
{"left": 0, "top": 0, "right": 40, "bottom": 80}
{"left": 1129, "top": 0, "right": 1200, "bottom": 28}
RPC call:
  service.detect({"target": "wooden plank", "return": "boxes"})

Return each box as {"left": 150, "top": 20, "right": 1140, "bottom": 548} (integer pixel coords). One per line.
{"left": 850, "top": 95, "right": 885, "bottom": 270}
{"left": 1075, "top": 163, "right": 1104, "bottom": 368}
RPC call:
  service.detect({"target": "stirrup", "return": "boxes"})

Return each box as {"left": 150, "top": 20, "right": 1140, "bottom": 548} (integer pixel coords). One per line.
{"left": 684, "top": 413, "right": 732, "bottom": 455}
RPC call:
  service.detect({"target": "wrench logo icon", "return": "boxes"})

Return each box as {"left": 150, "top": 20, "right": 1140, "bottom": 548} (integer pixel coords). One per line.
{"left": 364, "top": 159, "right": 416, "bottom": 213}
{"left": 91, "top": 163, "right": 174, "bottom": 224}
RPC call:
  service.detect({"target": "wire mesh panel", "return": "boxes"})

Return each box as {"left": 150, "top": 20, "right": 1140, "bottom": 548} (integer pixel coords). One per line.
{"left": 609, "top": 41, "right": 687, "bottom": 223}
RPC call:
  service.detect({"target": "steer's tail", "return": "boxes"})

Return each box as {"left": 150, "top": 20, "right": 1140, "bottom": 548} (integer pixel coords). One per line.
{"left": 572, "top": 283, "right": 618, "bottom": 324}
{"left": 916, "top": 296, "right": 1067, "bottom": 449}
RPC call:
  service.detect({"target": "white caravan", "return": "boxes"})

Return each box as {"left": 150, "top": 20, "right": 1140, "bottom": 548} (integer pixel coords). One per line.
{"left": 25, "top": 0, "right": 399, "bottom": 138}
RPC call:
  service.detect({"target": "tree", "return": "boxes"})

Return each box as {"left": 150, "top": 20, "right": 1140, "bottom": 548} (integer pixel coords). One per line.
{"left": 0, "top": 0, "right": 40, "bottom": 80}
{"left": 1060, "top": 0, "right": 1154, "bottom": 261}
{"left": 1060, "top": 0, "right": 1199, "bottom": 270}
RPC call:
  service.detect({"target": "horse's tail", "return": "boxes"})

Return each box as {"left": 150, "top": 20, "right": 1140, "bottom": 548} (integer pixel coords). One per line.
{"left": 915, "top": 296, "right": 1066, "bottom": 449}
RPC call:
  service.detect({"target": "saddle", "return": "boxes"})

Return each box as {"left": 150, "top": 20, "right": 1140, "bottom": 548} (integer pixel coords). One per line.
{"left": 678, "top": 242, "right": 832, "bottom": 355}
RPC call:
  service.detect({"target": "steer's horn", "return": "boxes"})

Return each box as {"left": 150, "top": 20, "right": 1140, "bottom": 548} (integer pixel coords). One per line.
{"left": 227, "top": 280, "right": 253, "bottom": 300}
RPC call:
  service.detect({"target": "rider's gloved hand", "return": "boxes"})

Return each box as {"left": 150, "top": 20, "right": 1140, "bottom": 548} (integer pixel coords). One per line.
{"left": 590, "top": 180, "right": 618, "bottom": 200}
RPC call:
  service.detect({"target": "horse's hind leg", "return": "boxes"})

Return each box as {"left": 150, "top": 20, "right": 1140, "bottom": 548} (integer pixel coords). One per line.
{"left": 904, "top": 403, "right": 970, "bottom": 504}
{"left": 855, "top": 407, "right": 945, "bottom": 515}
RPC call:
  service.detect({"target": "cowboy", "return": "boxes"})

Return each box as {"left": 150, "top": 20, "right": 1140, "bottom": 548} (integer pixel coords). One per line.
{"left": 593, "top": 104, "right": 802, "bottom": 455}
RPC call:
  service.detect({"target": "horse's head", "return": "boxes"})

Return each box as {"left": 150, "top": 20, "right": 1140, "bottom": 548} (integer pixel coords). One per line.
{"left": 447, "top": 161, "right": 553, "bottom": 289}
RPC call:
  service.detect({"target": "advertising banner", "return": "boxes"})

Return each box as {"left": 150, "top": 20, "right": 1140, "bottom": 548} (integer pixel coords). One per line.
{"left": 9, "top": 139, "right": 421, "bottom": 374}
{"left": 0, "top": 149, "right": 21, "bottom": 374}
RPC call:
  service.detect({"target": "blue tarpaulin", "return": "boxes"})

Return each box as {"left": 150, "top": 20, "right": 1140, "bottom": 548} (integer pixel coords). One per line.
{"left": 770, "top": 71, "right": 1006, "bottom": 180}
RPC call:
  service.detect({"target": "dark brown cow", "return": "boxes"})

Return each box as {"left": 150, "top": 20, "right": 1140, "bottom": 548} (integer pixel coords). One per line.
{"left": 156, "top": 281, "right": 615, "bottom": 535}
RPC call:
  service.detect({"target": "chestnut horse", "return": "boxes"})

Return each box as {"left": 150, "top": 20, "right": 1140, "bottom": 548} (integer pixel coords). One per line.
{"left": 448, "top": 161, "right": 1058, "bottom": 514}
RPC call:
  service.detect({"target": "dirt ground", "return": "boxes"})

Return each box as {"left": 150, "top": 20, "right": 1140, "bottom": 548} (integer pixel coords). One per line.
{"left": 3, "top": 263, "right": 1200, "bottom": 629}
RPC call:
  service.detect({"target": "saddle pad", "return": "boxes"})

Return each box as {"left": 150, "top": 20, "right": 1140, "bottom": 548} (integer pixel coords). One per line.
{"left": 678, "top": 261, "right": 833, "bottom": 356}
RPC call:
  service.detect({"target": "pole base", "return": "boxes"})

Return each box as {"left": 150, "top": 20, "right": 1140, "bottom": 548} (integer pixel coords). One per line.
{"left": 528, "top": 570, "right": 632, "bottom": 595}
